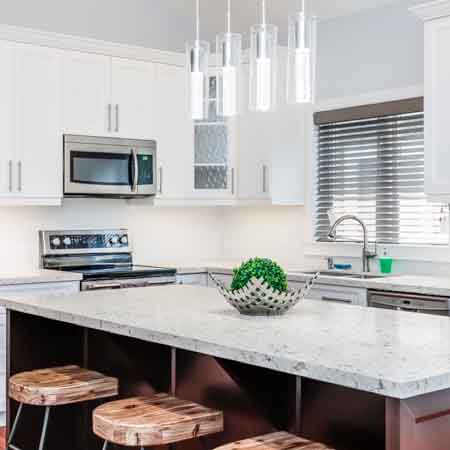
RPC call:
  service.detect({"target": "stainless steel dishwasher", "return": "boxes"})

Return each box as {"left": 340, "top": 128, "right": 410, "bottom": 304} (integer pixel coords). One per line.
{"left": 368, "top": 290, "right": 450, "bottom": 316}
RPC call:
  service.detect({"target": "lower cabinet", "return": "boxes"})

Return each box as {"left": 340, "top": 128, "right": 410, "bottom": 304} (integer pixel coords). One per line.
{"left": 176, "top": 274, "right": 209, "bottom": 287}
{"left": 307, "top": 284, "right": 368, "bottom": 307}
{"left": 0, "top": 280, "right": 80, "bottom": 425}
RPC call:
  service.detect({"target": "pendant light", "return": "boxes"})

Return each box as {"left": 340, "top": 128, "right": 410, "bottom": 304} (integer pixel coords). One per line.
{"left": 217, "top": 0, "right": 242, "bottom": 117}
{"left": 249, "top": 0, "right": 278, "bottom": 112}
{"left": 186, "top": 0, "right": 210, "bottom": 120}
{"left": 287, "top": 0, "right": 317, "bottom": 104}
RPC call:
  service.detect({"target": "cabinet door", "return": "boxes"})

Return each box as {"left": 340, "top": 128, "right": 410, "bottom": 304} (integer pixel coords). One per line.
{"left": 193, "top": 75, "right": 236, "bottom": 200}
{"left": 237, "top": 64, "right": 271, "bottom": 200}
{"left": 425, "top": 17, "right": 450, "bottom": 196}
{"left": 111, "top": 58, "right": 155, "bottom": 139}
{"left": 154, "top": 64, "right": 194, "bottom": 199}
{"left": 0, "top": 41, "right": 15, "bottom": 196}
{"left": 62, "top": 51, "right": 111, "bottom": 136}
{"left": 15, "top": 44, "right": 63, "bottom": 198}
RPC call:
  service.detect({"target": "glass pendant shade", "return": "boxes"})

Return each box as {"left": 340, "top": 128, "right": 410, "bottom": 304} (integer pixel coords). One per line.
{"left": 217, "top": 32, "right": 242, "bottom": 117}
{"left": 287, "top": 11, "right": 317, "bottom": 104}
{"left": 249, "top": 24, "right": 278, "bottom": 112}
{"left": 187, "top": 40, "right": 210, "bottom": 120}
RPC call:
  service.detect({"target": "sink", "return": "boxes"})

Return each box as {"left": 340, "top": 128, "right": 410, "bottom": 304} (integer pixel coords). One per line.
{"left": 299, "top": 271, "right": 384, "bottom": 280}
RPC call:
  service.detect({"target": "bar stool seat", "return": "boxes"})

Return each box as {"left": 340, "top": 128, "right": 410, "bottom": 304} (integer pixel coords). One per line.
{"left": 9, "top": 365, "right": 119, "bottom": 406}
{"left": 93, "top": 393, "right": 224, "bottom": 447}
{"left": 212, "top": 432, "right": 334, "bottom": 450}
{"left": 8, "top": 365, "right": 118, "bottom": 450}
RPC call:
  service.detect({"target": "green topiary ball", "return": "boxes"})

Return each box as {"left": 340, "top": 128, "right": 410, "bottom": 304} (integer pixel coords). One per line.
{"left": 231, "top": 258, "right": 288, "bottom": 293}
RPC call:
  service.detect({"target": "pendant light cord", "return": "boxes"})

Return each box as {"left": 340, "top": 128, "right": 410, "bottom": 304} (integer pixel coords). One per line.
{"left": 261, "top": 0, "right": 266, "bottom": 26}
{"left": 301, "top": 0, "right": 305, "bottom": 13}
{"left": 196, "top": 0, "right": 200, "bottom": 42}
{"left": 227, "top": 0, "right": 231, "bottom": 33}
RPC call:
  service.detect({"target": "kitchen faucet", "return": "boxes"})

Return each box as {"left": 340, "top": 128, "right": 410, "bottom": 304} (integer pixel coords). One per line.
{"left": 327, "top": 215, "right": 377, "bottom": 273}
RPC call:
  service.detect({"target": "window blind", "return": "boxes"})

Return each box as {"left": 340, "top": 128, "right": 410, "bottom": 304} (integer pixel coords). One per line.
{"left": 315, "top": 99, "right": 449, "bottom": 246}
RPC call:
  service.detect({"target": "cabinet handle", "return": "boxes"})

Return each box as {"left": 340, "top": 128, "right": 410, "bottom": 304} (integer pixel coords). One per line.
{"left": 262, "top": 165, "right": 267, "bottom": 193}
{"left": 231, "top": 168, "right": 235, "bottom": 195}
{"left": 107, "top": 104, "right": 112, "bottom": 132}
{"left": 115, "top": 104, "right": 119, "bottom": 132}
{"left": 159, "top": 167, "right": 163, "bottom": 194}
{"left": 322, "top": 296, "right": 351, "bottom": 304}
{"left": 8, "top": 160, "right": 12, "bottom": 192}
{"left": 17, "top": 161, "right": 22, "bottom": 192}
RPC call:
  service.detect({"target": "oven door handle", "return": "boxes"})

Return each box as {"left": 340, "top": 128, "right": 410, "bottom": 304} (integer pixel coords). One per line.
{"left": 131, "top": 148, "right": 139, "bottom": 193}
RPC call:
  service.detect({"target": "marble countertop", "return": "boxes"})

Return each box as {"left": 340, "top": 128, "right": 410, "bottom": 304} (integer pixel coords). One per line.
{"left": 0, "top": 268, "right": 82, "bottom": 286}
{"left": 2, "top": 284, "right": 450, "bottom": 399}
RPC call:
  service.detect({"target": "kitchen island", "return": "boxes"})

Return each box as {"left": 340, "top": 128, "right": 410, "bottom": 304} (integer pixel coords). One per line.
{"left": 1, "top": 285, "right": 450, "bottom": 450}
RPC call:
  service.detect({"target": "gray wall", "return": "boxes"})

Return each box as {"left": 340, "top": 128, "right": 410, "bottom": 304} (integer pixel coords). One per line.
{"left": 317, "top": 1, "right": 424, "bottom": 99}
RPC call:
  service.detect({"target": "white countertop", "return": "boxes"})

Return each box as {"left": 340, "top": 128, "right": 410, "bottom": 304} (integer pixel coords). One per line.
{"left": 2, "top": 284, "right": 450, "bottom": 399}
{"left": 0, "top": 268, "right": 82, "bottom": 286}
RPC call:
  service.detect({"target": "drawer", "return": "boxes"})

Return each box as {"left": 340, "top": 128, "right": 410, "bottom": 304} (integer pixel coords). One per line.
{"left": 308, "top": 284, "right": 367, "bottom": 306}
{"left": 177, "top": 274, "right": 209, "bottom": 287}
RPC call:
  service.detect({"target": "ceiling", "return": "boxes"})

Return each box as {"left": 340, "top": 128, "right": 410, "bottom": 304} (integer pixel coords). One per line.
{"left": 166, "top": 0, "right": 421, "bottom": 48}
{"left": 0, "top": 0, "right": 422, "bottom": 53}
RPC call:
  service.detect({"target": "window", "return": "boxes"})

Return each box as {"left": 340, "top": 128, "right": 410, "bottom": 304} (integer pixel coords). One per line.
{"left": 314, "top": 98, "right": 449, "bottom": 246}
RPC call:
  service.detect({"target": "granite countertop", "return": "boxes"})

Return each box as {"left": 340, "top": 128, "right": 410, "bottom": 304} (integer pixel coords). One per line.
{"left": 2, "top": 284, "right": 450, "bottom": 399}
{"left": 0, "top": 268, "right": 82, "bottom": 286}
{"left": 172, "top": 262, "right": 450, "bottom": 297}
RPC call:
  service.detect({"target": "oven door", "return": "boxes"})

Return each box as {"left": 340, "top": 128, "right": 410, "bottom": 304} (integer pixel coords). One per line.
{"left": 64, "top": 135, "right": 156, "bottom": 197}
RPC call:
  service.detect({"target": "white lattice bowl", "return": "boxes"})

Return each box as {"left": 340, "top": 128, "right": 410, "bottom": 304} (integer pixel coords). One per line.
{"left": 210, "top": 272, "right": 320, "bottom": 316}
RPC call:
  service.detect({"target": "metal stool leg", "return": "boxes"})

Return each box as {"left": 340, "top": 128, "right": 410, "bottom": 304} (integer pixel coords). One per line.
{"left": 7, "top": 403, "right": 24, "bottom": 448}
{"left": 37, "top": 406, "right": 51, "bottom": 450}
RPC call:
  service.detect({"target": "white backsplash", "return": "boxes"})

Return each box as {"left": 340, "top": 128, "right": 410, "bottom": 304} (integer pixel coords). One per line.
{"left": 0, "top": 199, "right": 224, "bottom": 271}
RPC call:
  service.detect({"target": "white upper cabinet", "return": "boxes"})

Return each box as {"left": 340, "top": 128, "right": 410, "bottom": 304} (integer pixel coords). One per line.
{"left": 237, "top": 64, "right": 272, "bottom": 201}
{"left": 236, "top": 57, "right": 305, "bottom": 205}
{"left": 425, "top": 16, "right": 450, "bottom": 196}
{"left": 154, "top": 64, "right": 194, "bottom": 199}
{"left": 0, "top": 41, "right": 15, "bottom": 197}
{"left": 14, "top": 43, "right": 63, "bottom": 199}
{"left": 62, "top": 51, "right": 111, "bottom": 136}
{"left": 111, "top": 58, "right": 155, "bottom": 139}
{"left": 62, "top": 55, "right": 155, "bottom": 140}
{"left": 414, "top": 2, "right": 450, "bottom": 198}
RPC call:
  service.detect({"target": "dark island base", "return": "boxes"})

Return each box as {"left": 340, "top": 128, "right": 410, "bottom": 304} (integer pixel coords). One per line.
{"left": 6, "top": 311, "right": 450, "bottom": 450}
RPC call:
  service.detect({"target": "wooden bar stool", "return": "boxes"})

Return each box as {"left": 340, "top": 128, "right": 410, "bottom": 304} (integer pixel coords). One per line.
{"left": 212, "top": 431, "right": 334, "bottom": 450}
{"left": 8, "top": 365, "right": 119, "bottom": 450}
{"left": 93, "top": 393, "right": 224, "bottom": 450}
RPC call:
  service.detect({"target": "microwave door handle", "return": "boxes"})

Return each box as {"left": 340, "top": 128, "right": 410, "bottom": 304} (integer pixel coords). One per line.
{"left": 131, "top": 148, "right": 138, "bottom": 192}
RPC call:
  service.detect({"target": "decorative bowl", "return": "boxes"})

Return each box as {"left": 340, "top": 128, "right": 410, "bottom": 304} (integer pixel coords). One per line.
{"left": 210, "top": 272, "right": 320, "bottom": 316}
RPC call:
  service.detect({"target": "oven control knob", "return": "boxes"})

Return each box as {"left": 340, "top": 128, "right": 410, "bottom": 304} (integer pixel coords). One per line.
{"left": 110, "top": 235, "right": 119, "bottom": 245}
{"left": 63, "top": 237, "right": 72, "bottom": 246}
{"left": 52, "top": 237, "right": 61, "bottom": 247}
{"left": 120, "top": 236, "right": 128, "bottom": 245}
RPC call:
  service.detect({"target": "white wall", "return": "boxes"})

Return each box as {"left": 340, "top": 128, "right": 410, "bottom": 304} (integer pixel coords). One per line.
{"left": 0, "top": 200, "right": 224, "bottom": 271}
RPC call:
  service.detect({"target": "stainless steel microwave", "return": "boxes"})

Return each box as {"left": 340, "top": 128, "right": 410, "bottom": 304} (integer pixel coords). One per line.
{"left": 63, "top": 135, "right": 157, "bottom": 198}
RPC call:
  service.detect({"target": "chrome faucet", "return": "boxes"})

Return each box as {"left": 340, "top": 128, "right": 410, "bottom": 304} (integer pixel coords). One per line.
{"left": 327, "top": 215, "right": 377, "bottom": 273}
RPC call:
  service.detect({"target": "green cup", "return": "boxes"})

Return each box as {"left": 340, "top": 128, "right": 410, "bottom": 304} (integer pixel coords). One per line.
{"left": 379, "top": 257, "right": 393, "bottom": 274}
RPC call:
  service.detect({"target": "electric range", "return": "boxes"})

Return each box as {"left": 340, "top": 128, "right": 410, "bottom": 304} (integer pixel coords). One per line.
{"left": 39, "top": 229, "right": 177, "bottom": 291}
